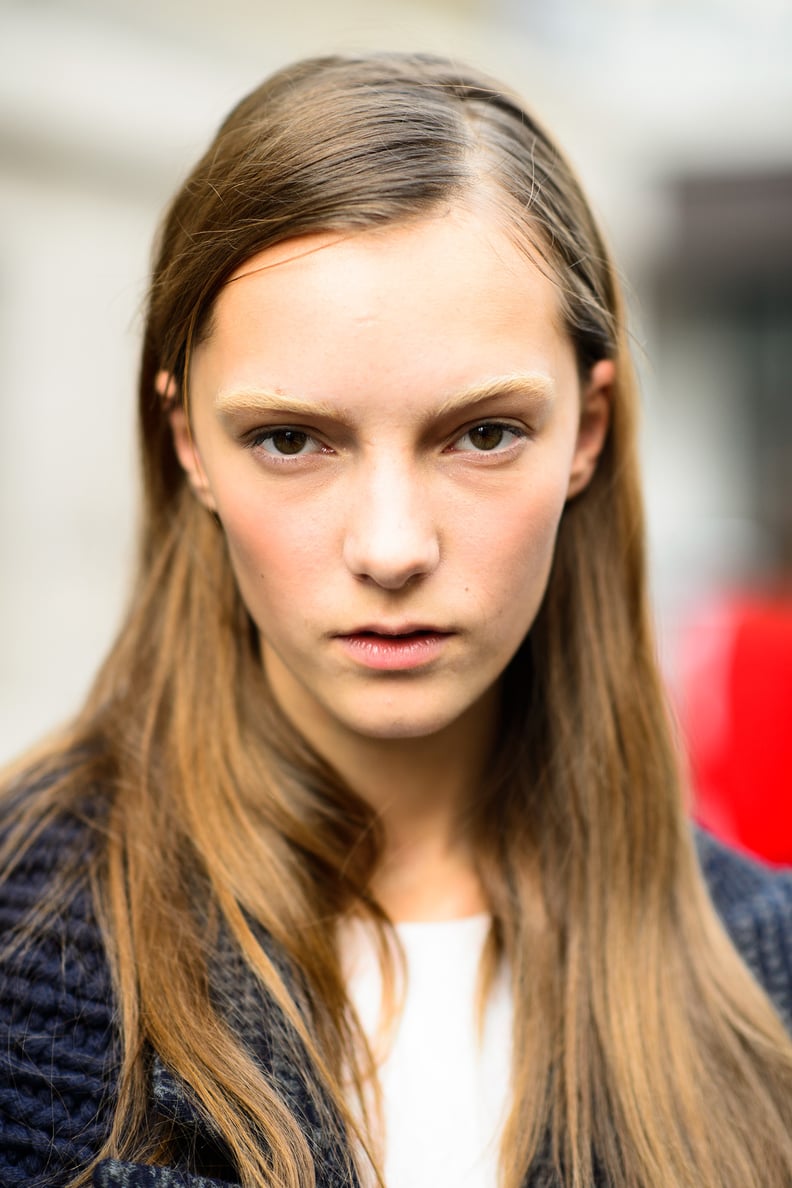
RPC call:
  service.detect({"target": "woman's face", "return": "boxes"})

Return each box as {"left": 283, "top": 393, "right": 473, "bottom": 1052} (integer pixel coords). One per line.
{"left": 173, "top": 205, "right": 611, "bottom": 743}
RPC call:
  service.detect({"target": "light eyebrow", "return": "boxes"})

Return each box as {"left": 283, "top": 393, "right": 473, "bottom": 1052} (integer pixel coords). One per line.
{"left": 214, "top": 372, "right": 554, "bottom": 422}
{"left": 432, "top": 373, "right": 555, "bottom": 420}
{"left": 214, "top": 388, "right": 345, "bottom": 420}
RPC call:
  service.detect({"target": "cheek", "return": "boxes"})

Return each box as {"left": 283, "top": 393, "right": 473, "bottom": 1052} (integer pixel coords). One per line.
{"left": 467, "top": 475, "right": 568, "bottom": 619}
{"left": 212, "top": 485, "right": 334, "bottom": 620}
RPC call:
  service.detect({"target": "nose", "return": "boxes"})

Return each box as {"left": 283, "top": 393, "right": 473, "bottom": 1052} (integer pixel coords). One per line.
{"left": 342, "top": 457, "right": 440, "bottom": 589}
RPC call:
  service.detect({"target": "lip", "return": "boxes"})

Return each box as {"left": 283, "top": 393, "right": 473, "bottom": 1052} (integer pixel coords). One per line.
{"left": 343, "top": 622, "right": 451, "bottom": 636}
{"left": 334, "top": 627, "right": 454, "bottom": 671}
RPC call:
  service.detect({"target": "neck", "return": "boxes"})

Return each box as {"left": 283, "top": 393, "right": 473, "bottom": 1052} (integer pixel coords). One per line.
{"left": 329, "top": 705, "right": 497, "bottom": 921}
{"left": 267, "top": 667, "right": 499, "bottom": 921}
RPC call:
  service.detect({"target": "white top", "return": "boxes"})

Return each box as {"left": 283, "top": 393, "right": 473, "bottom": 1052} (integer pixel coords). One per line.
{"left": 341, "top": 913, "right": 513, "bottom": 1188}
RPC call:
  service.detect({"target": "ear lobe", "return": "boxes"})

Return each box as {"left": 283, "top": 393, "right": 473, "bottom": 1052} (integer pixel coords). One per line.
{"left": 567, "top": 358, "right": 614, "bottom": 499}
{"left": 161, "top": 378, "right": 218, "bottom": 513}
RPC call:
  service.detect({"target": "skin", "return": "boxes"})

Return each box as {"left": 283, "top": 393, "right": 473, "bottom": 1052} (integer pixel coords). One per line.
{"left": 169, "top": 203, "right": 612, "bottom": 919}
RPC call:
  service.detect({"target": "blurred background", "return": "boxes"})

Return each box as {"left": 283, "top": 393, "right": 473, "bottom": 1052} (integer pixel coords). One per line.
{"left": 1, "top": 0, "right": 791, "bottom": 858}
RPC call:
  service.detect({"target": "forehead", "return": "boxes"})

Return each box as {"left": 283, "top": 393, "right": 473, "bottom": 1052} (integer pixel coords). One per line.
{"left": 193, "top": 206, "right": 576, "bottom": 408}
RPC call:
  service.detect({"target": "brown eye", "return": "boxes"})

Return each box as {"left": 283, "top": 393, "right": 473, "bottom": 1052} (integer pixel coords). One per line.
{"left": 453, "top": 423, "right": 524, "bottom": 453}
{"left": 253, "top": 428, "right": 319, "bottom": 458}
{"left": 468, "top": 425, "right": 505, "bottom": 451}
{"left": 270, "top": 429, "right": 309, "bottom": 454}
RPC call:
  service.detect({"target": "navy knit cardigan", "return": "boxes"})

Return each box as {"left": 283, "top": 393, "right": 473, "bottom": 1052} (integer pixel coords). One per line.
{"left": 1, "top": 806, "right": 791, "bottom": 1187}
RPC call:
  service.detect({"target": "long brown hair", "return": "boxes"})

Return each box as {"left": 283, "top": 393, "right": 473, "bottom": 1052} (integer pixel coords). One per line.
{"left": 3, "top": 53, "right": 792, "bottom": 1188}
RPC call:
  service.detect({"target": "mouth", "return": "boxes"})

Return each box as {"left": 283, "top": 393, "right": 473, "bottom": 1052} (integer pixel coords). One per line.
{"left": 344, "top": 624, "right": 452, "bottom": 637}
{"left": 334, "top": 627, "right": 454, "bottom": 671}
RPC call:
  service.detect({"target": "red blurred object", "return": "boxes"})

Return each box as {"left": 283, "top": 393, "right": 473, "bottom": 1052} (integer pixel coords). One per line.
{"left": 677, "top": 592, "right": 792, "bottom": 866}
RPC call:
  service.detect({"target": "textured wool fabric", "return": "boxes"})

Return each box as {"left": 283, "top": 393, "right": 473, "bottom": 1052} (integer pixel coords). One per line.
{"left": 1, "top": 805, "right": 791, "bottom": 1188}
{"left": 0, "top": 809, "right": 118, "bottom": 1186}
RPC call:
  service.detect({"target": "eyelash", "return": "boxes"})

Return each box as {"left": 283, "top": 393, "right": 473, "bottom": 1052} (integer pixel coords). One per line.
{"left": 246, "top": 421, "right": 528, "bottom": 463}
{"left": 248, "top": 427, "right": 328, "bottom": 461}
{"left": 452, "top": 423, "right": 527, "bottom": 454}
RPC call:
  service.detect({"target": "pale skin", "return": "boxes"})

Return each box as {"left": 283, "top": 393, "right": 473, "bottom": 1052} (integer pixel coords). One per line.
{"left": 167, "top": 203, "right": 613, "bottom": 921}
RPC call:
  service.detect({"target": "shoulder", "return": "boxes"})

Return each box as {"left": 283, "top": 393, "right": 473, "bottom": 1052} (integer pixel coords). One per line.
{"left": 695, "top": 827, "right": 792, "bottom": 1029}
{"left": 0, "top": 769, "right": 119, "bottom": 1185}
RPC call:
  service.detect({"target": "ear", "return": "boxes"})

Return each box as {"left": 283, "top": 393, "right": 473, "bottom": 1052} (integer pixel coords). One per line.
{"left": 156, "top": 370, "right": 218, "bottom": 513}
{"left": 566, "top": 358, "right": 614, "bottom": 499}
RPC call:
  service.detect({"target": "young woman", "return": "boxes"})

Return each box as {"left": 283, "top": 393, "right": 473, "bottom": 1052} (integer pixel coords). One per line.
{"left": 1, "top": 53, "right": 791, "bottom": 1188}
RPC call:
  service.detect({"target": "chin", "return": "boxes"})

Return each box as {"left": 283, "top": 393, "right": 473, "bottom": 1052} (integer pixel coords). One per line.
{"left": 336, "top": 700, "right": 473, "bottom": 742}
{"left": 356, "top": 720, "right": 450, "bottom": 742}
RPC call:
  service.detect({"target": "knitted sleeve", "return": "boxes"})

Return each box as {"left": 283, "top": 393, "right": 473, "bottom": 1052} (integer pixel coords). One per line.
{"left": 0, "top": 808, "right": 119, "bottom": 1186}
{"left": 696, "top": 828, "right": 792, "bottom": 1030}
